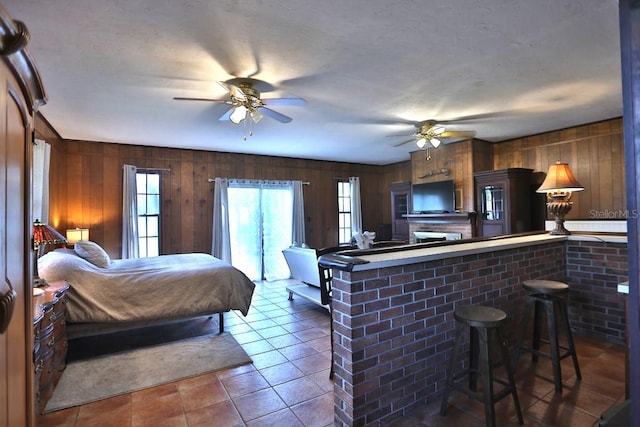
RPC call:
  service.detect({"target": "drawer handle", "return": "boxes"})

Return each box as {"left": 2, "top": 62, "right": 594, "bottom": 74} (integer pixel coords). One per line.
{"left": 35, "top": 359, "right": 44, "bottom": 373}
{"left": 47, "top": 337, "right": 55, "bottom": 347}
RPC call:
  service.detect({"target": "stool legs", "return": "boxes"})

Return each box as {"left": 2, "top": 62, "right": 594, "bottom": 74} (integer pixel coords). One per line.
{"left": 440, "top": 321, "right": 465, "bottom": 416}
{"left": 498, "top": 326, "right": 523, "bottom": 425}
{"left": 559, "top": 295, "right": 581, "bottom": 381}
{"left": 518, "top": 293, "right": 581, "bottom": 393}
{"left": 441, "top": 323, "right": 523, "bottom": 426}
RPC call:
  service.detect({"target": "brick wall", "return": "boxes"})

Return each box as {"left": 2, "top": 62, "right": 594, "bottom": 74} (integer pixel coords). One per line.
{"left": 331, "top": 241, "right": 567, "bottom": 426}
{"left": 565, "top": 239, "right": 628, "bottom": 344}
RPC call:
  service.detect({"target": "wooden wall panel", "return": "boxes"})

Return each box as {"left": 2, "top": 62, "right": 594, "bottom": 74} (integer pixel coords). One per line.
{"left": 40, "top": 134, "right": 400, "bottom": 256}
{"left": 37, "top": 116, "right": 625, "bottom": 258}
{"left": 493, "top": 118, "right": 624, "bottom": 220}
{"left": 410, "top": 140, "right": 476, "bottom": 212}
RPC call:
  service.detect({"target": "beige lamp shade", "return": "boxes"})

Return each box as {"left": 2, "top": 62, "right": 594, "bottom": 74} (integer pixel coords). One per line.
{"left": 66, "top": 228, "right": 90, "bottom": 245}
{"left": 536, "top": 162, "right": 584, "bottom": 193}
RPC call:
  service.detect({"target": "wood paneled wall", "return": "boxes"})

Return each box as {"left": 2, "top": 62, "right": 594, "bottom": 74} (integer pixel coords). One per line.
{"left": 410, "top": 139, "right": 493, "bottom": 212}
{"left": 408, "top": 118, "right": 624, "bottom": 220}
{"left": 37, "top": 114, "right": 625, "bottom": 257}
{"left": 37, "top": 117, "right": 405, "bottom": 256}
{"left": 493, "top": 118, "right": 625, "bottom": 220}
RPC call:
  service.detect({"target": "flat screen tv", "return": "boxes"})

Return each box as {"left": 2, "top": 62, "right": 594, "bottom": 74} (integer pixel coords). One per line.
{"left": 412, "top": 180, "right": 456, "bottom": 213}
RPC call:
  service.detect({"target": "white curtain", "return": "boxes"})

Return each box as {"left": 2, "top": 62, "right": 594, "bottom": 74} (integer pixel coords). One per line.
{"left": 122, "top": 164, "right": 139, "bottom": 259}
{"left": 33, "top": 139, "right": 51, "bottom": 223}
{"left": 292, "top": 180, "right": 306, "bottom": 247}
{"left": 211, "top": 178, "right": 303, "bottom": 281}
{"left": 211, "top": 178, "right": 231, "bottom": 263}
{"left": 349, "top": 176, "right": 362, "bottom": 235}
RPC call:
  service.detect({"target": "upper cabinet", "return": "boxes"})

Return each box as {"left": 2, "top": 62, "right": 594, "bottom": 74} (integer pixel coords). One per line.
{"left": 474, "top": 168, "right": 536, "bottom": 237}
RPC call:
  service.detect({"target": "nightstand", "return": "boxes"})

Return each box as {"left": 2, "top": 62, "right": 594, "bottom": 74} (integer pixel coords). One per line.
{"left": 34, "top": 280, "right": 69, "bottom": 414}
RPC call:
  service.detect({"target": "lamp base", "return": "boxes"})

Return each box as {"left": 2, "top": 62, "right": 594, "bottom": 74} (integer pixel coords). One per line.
{"left": 546, "top": 195, "right": 574, "bottom": 235}
{"left": 549, "top": 220, "right": 572, "bottom": 235}
{"left": 33, "top": 276, "right": 48, "bottom": 288}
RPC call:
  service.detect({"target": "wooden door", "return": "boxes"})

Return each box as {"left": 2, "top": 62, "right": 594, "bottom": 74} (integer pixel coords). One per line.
{"left": 390, "top": 182, "right": 411, "bottom": 241}
{"left": 0, "top": 74, "right": 32, "bottom": 427}
{"left": 477, "top": 182, "right": 506, "bottom": 237}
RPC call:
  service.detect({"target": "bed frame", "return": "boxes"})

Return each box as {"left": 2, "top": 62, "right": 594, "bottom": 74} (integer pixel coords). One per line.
{"left": 66, "top": 312, "right": 226, "bottom": 339}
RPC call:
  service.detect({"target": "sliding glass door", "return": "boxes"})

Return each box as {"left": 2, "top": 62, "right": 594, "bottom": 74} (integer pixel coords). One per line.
{"left": 227, "top": 183, "right": 293, "bottom": 280}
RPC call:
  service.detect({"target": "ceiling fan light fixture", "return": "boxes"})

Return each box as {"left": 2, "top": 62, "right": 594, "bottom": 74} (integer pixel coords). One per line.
{"left": 230, "top": 106, "right": 247, "bottom": 124}
{"left": 416, "top": 137, "right": 427, "bottom": 148}
{"left": 430, "top": 138, "right": 441, "bottom": 148}
{"left": 432, "top": 125, "right": 445, "bottom": 135}
{"left": 249, "top": 109, "right": 263, "bottom": 123}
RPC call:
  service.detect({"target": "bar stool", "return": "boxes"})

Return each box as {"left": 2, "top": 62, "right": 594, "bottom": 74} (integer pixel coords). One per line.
{"left": 518, "top": 279, "right": 581, "bottom": 393}
{"left": 440, "top": 305, "right": 523, "bottom": 427}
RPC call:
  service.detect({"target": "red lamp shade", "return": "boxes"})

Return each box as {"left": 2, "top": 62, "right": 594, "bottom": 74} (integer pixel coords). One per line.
{"left": 33, "top": 220, "right": 67, "bottom": 250}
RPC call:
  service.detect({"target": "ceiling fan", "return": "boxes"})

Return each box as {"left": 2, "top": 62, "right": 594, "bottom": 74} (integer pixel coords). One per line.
{"left": 174, "top": 77, "right": 306, "bottom": 135}
{"left": 392, "top": 120, "right": 476, "bottom": 149}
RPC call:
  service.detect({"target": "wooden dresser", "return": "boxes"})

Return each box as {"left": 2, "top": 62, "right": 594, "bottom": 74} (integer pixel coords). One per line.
{"left": 33, "top": 281, "right": 69, "bottom": 414}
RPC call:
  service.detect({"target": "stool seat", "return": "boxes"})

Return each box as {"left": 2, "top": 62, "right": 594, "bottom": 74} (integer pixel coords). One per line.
{"left": 522, "top": 279, "right": 568, "bottom": 294}
{"left": 455, "top": 305, "right": 507, "bottom": 328}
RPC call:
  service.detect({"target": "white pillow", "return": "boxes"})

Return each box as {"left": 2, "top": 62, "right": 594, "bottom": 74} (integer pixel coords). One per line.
{"left": 74, "top": 240, "right": 110, "bottom": 268}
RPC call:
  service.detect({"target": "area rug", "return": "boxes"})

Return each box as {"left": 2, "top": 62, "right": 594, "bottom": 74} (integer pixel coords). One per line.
{"left": 44, "top": 333, "right": 252, "bottom": 413}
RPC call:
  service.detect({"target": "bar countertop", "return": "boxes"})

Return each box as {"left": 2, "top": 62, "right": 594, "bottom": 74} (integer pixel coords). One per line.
{"left": 319, "top": 232, "right": 628, "bottom": 272}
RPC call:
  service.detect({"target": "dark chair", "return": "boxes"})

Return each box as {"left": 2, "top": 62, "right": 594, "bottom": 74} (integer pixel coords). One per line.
{"left": 441, "top": 305, "right": 523, "bottom": 427}
{"left": 318, "top": 263, "right": 334, "bottom": 379}
{"left": 517, "top": 279, "right": 581, "bottom": 393}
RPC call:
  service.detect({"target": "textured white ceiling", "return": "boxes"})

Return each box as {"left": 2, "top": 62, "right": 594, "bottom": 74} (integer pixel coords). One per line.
{"left": 3, "top": 0, "right": 622, "bottom": 165}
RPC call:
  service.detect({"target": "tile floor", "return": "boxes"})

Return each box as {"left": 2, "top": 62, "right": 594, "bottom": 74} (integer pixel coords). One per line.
{"left": 37, "top": 279, "right": 626, "bottom": 427}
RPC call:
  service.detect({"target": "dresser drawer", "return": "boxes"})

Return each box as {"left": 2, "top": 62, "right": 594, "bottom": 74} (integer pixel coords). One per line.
{"left": 34, "top": 281, "right": 70, "bottom": 415}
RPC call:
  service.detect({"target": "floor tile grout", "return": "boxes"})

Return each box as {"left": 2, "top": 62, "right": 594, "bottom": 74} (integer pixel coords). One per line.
{"left": 37, "top": 278, "right": 626, "bottom": 427}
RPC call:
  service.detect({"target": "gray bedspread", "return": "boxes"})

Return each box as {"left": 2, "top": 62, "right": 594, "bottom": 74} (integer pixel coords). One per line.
{"left": 38, "top": 250, "right": 255, "bottom": 323}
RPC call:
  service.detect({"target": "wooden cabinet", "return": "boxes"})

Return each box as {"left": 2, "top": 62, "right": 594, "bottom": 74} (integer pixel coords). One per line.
{"left": 390, "top": 182, "right": 411, "bottom": 242}
{"left": 0, "top": 8, "right": 48, "bottom": 427}
{"left": 34, "top": 281, "right": 69, "bottom": 414}
{"left": 474, "top": 168, "right": 534, "bottom": 237}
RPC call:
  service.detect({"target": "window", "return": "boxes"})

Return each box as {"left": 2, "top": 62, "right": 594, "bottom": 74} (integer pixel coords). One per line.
{"left": 136, "top": 172, "right": 160, "bottom": 257}
{"left": 338, "top": 181, "right": 351, "bottom": 244}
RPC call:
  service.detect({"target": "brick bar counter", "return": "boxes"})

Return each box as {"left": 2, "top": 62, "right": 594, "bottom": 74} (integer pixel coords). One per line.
{"left": 319, "top": 232, "right": 627, "bottom": 426}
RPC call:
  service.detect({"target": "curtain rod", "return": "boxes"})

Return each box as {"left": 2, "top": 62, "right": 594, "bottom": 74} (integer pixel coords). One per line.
{"left": 207, "top": 178, "right": 310, "bottom": 185}
{"left": 138, "top": 167, "right": 171, "bottom": 172}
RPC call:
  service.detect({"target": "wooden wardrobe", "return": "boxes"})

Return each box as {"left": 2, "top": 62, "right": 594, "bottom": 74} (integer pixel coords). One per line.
{"left": 0, "top": 5, "right": 47, "bottom": 427}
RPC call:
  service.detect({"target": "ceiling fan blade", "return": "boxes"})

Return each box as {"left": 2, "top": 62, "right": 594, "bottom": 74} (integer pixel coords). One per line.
{"left": 441, "top": 130, "right": 476, "bottom": 138}
{"left": 393, "top": 137, "right": 417, "bottom": 147}
{"left": 173, "top": 97, "right": 232, "bottom": 104}
{"left": 259, "top": 107, "right": 292, "bottom": 123}
{"left": 263, "top": 97, "right": 307, "bottom": 107}
{"left": 218, "top": 106, "right": 235, "bottom": 121}
{"left": 387, "top": 132, "right": 415, "bottom": 137}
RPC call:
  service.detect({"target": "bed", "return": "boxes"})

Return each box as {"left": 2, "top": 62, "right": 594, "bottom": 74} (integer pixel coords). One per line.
{"left": 37, "top": 242, "right": 255, "bottom": 338}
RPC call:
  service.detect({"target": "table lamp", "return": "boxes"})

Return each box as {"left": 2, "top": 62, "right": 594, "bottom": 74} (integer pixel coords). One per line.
{"left": 536, "top": 162, "right": 584, "bottom": 235}
{"left": 33, "top": 220, "right": 67, "bottom": 286}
